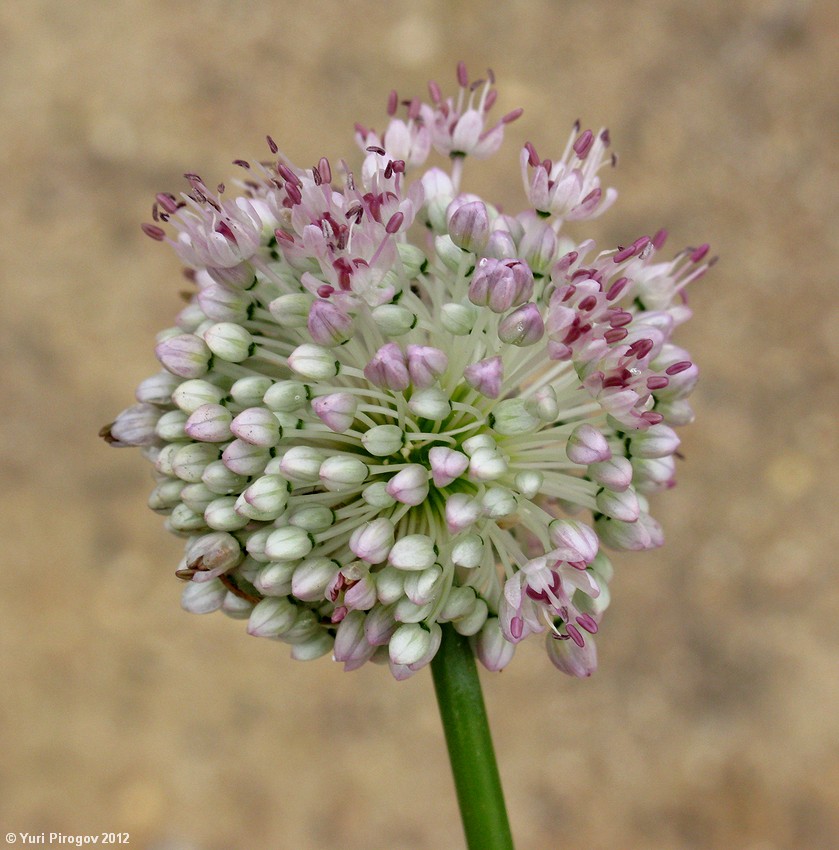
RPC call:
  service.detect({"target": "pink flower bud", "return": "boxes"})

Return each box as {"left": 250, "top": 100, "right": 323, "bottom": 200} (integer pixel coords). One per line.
{"left": 498, "top": 303, "right": 545, "bottom": 346}
{"left": 428, "top": 446, "right": 469, "bottom": 487}
{"left": 546, "top": 632, "right": 597, "bottom": 677}
{"left": 588, "top": 456, "right": 633, "bottom": 491}
{"left": 595, "top": 486, "right": 641, "bottom": 522}
{"left": 629, "top": 424, "right": 680, "bottom": 459}
{"left": 406, "top": 345, "right": 448, "bottom": 387}
{"left": 307, "top": 299, "right": 353, "bottom": 346}
{"left": 108, "top": 403, "right": 161, "bottom": 447}
{"left": 364, "top": 343, "right": 410, "bottom": 391}
{"left": 475, "top": 617, "right": 516, "bottom": 671}
{"left": 349, "top": 517, "right": 395, "bottom": 564}
{"left": 445, "top": 493, "right": 483, "bottom": 533}
{"left": 155, "top": 333, "right": 212, "bottom": 379}
{"left": 468, "top": 257, "right": 534, "bottom": 313}
{"left": 566, "top": 423, "right": 612, "bottom": 464}
{"left": 447, "top": 199, "right": 490, "bottom": 253}
{"left": 333, "top": 611, "right": 376, "bottom": 672}
{"left": 548, "top": 519, "right": 599, "bottom": 564}
{"left": 230, "top": 407, "right": 281, "bottom": 446}
{"left": 311, "top": 392, "right": 357, "bottom": 432}
{"left": 464, "top": 355, "right": 503, "bottom": 399}
{"left": 385, "top": 464, "right": 429, "bottom": 505}
{"left": 595, "top": 513, "right": 664, "bottom": 551}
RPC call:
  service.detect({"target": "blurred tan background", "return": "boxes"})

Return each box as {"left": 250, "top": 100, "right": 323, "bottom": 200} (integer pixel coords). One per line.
{"left": 2, "top": 1, "right": 837, "bottom": 848}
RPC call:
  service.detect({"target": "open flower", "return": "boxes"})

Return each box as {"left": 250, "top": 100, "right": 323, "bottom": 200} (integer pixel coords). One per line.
{"left": 104, "top": 63, "right": 710, "bottom": 679}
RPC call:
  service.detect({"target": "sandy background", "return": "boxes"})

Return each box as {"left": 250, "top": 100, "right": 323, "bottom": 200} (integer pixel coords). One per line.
{"left": 2, "top": 1, "right": 838, "bottom": 848}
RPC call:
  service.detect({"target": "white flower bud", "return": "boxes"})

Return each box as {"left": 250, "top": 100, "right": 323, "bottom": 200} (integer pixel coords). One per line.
{"left": 201, "top": 460, "right": 249, "bottom": 495}
{"left": 268, "top": 293, "right": 312, "bottom": 327}
{"left": 451, "top": 533, "right": 485, "bottom": 568}
{"left": 288, "top": 344, "right": 340, "bottom": 380}
{"left": 289, "top": 632, "right": 333, "bottom": 661}
{"left": 396, "top": 243, "right": 428, "bottom": 278}
{"left": 181, "top": 577, "right": 226, "bottom": 614}
{"left": 229, "top": 375, "right": 274, "bottom": 407}
{"left": 468, "top": 446, "right": 508, "bottom": 481}
{"left": 375, "top": 566, "right": 405, "bottom": 605}
{"left": 440, "top": 302, "right": 478, "bottom": 335}
{"left": 167, "top": 503, "right": 207, "bottom": 532}
{"left": 221, "top": 592, "right": 254, "bottom": 619}
{"left": 445, "top": 494, "right": 482, "bottom": 533}
{"left": 434, "top": 234, "right": 465, "bottom": 271}
{"left": 482, "top": 486, "right": 518, "bottom": 519}
{"left": 253, "top": 560, "right": 295, "bottom": 595}
{"left": 515, "top": 470, "right": 544, "bottom": 499}
{"left": 393, "top": 596, "right": 435, "bottom": 623}
{"left": 350, "top": 517, "right": 395, "bottom": 564}
{"left": 204, "top": 496, "right": 250, "bottom": 531}
{"left": 148, "top": 477, "right": 183, "bottom": 512}
{"left": 474, "top": 617, "right": 515, "bottom": 671}
{"left": 452, "top": 597, "right": 488, "bottom": 636}
{"left": 230, "top": 407, "right": 282, "bottom": 447}
{"left": 389, "top": 623, "right": 434, "bottom": 666}
{"left": 264, "top": 525, "right": 314, "bottom": 561}
{"left": 247, "top": 597, "right": 298, "bottom": 637}
{"left": 524, "top": 386, "right": 559, "bottom": 422}
{"left": 287, "top": 503, "right": 335, "bottom": 532}
{"left": 408, "top": 387, "right": 452, "bottom": 420}
{"left": 319, "top": 456, "right": 368, "bottom": 491}
{"left": 629, "top": 424, "right": 680, "bottom": 459}
{"left": 280, "top": 446, "right": 326, "bottom": 482}
{"left": 291, "top": 557, "right": 339, "bottom": 601}
{"left": 263, "top": 380, "right": 311, "bottom": 412}
{"left": 440, "top": 586, "right": 478, "bottom": 621}
{"left": 361, "top": 480, "right": 397, "bottom": 508}
{"left": 364, "top": 603, "right": 398, "bottom": 645}
{"left": 135, "top": 371, "right": 180, "bottom": 406}
{"left": 388, "top": 534, "right": 437, "bottom": 571}
{"left": 385, "top": 464, "right": 429, "bottom": 505}
{"left": 589, "top": 456, "right": 633, "bottom": 492}
{"left": 184, "top": 403, "right": 232, "bottom": 443}
{"left": 403, "top": 565, "right": 443, "bottom": 606}
{"left": 361, "top": 424, "right": 404, "bottom": 457}
{"left": 173, "top": 443, "right": 220, "bottom": 483}
{"left": 235, "top": 475, "right": 289, "bottom": 521}
{"left": 172, "top": 379, "right": 227, "bottom": 413}
{"left": 153, "top": 444, "right": 180, "bottom": 477}
{"left": 203, "top": 322, "right": 254, "bottom": 363}
{"left": 372, "top": 304, "right": 417, "bottom": 336}
{"left": 488, "top": 398, "right": 541, "bottom": 436}
{"left": 221, "top": 439, "right": 271, "bottom": 477}
{"left": 461, "top": 434, "right": 497, "bottom": 456}
{"left": 595, "top": 486, "right": 641, "bottom": 522}
{"left": 244, "top": 527, "right": 274, "bottom": 563}
{"left": 179, "top": 482, "right": 216, "bottom": 513}
{"left": 155, "top": 409, "right": 189, "bottom": 441}
{"left": 333, "top": 610, "right": 377, "bottom": 671}
{"left": 631, "top": 455, "right": 676, "bottom": 493}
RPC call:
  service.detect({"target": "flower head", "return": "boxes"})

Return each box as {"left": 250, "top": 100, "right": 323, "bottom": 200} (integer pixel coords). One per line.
{"left": 105, "top": 63, "right": 710, "bottom": 678}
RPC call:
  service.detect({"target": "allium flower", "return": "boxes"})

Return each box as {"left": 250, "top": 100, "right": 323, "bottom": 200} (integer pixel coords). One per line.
{"left": 104, "top": 63, "right": 711, "bottom": 679}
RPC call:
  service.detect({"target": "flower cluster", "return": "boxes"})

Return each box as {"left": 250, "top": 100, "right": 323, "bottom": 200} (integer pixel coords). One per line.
{"left": 104, "top": 64, "right": 710, "bottom": 678}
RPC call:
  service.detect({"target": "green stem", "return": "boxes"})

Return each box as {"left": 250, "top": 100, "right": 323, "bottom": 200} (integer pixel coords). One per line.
{"left": 430, "top": 624, "right": 514, "bottom": 850}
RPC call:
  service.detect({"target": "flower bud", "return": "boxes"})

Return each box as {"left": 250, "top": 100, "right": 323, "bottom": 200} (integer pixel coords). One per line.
{"left": 197, "top": 283, "right": 251, "bottom": 323}
{"left": 229, "top": 407, "right": 281, "bottom": 447}
{"left": 289, "top": 632, "right": 333, "bottom": 661}
{"left": 333, "top": 611, "right": 376, "bottom": 671}
{"left": 447, "top": 199, "right": 489, "bottom": 253}
{"left": 310, "top": 392, "right": 357, "bottom": 432}
{"left": 452, "top": 597, "right": 488, "bottom": 636}
{"left": 406, "top": 345, "right": 448, "bottom": 387}
{"left": 204, "top": 496, "right": 249, "bottom": 531}
{"left": 594, "top": 513, "right": 664, "bottom": 551}
{"left": 389, "top": 621, "right": 441, "bottom": 678}
{"left": 307, "top": 299, "right": 353, "bottom": 346}
{"left": 363, "top": 343, "right": 410, "bottom": 391}
{"left": 244, "top": 528, "right": 274, "bottom": 563}
{"left": 451, "top": 533, "right": 484, "bottom": 568}
{"left": 462, "top": 434, "right": 497, "bottom": 455}
{"left": 498, "top": 303, "right": 545, "bottom": 347}
{"left": 515, "top": 470, "right": 544, "bottom": 499}
{"left": 361, "top": 480, "right": 397, "bottom": 508}
{"left": 288, "top": 344, "right": 340, "bottom": 380}
{"left": 548, "top": 518, "right": 599, "bottom": 564}
{"left": 388, "top": 534, "right": 437, "bottom": 571}
{"left": 263, "top": 380, "right": 310, "bottom": 413}
{"left": 202, "top": 322, "right": 254, "bottom": 363}
{"left": 253, "top": 560, "right": 295, "bottom": 595}
{"left": 567, "top": 423, "right": 612, "bottom": 465}
{"left": 167, "top": 503, "right": 207, "bottom": 533}
{"left": 408, "top": 387, "right": 452, "bottom": 420}
{"left": 361, "top": 424, "right": 404, "bottom": 457}
{"left": 221, "top": 439, "right": 271, "bottom": 477}
{"left": 183, "top": 531, "right": 243, "bottom": 581}
{"left": 440, "top": 302, "right": 478, "bottom": 335}
{"left": 268, "top": 292, "right": 312, "bottom": 327}
{"left": 372, "top": 304, "right": 417, "bottom": 336}
{"left": 185, "top": 404, "right": 233, "bottom": 443}
{"left": 364, "top": 603, "right": 398, "bottom": 645}
{"left": 385, "top": 465, "right": 429, "bottom": 505}
{"left": 434, "top": 234, "right": 466, "bottom": 271}
{"left": 403, "top": 565, "right": 443, "bottom": 606}
{"left": 287, "top": 503, "right": 335, "bottom": 533}
{"left": 109, "top": 403, "right": 160, "bottom": 446}
{"left": 375, "top": 566, "right": 405, "bottom": 605}
{"left": 475, "top": 617, "right": 516, "bottom": 671}
{"left": 291, "top": 557, "right": 339, "bottom": 601}
{"left": 389, "top": 623, "right": 434, "bottom": 666}
{"left": 631, "top": 455, "right": 676, "bottom": 493}
{"left": 546, "top": 633, "right": 598, "bottom": 677}
{"left": 148, "top": 477, "right": 184, "bottom": 512}
{"left": 181, "top": 577, "right": 226, "bottom": 614}
{"left": 135, "top": 371, "right": 181, "bottom": 406}
{"left": 236, "top": 474, "right": 289, "bottom": 521}
{"left": 588, "top": 456, "right": 633, "bottom": 492}
{"left": 229, "top": 375, "right": 273, "bottom": 407}
{"left": 396, "top": 243, "right": 427, "bottom": 278}
{"left": 350, "top": 517, "right": 395, "bottom": 564}
{"left": 221, "top": 592, "right": 254, "bottom": 619}
{"left": 429, "top": 446, "right": 469, "bottom": 487}
{"left": 319, "top": 455, "right": 368, "bottom": 491}
{"left": 172, "top": 379, "right": 227, "bottom": 414}
{"left": 468, "top": 446, "right": 508, "bottom": 481}
{"left": 264, "top": 525, "right": 314, "bottom": 561}
{"left": 180, "top": 482, "right": 216, "bottom": 513}
{"left": 482, "top": 486, "right": 518, "bottom": 519}
{"left": 488, "top": 398, "right": 541, "bottom": 436}
{"left": 247, "top": 597, "right": 298, "bottom": 637}
{"left": 468, "top": 257, "right": 534, "bottom": 313}
{"left": 173, "top": 443, "right": 220, "bottom": 483}
{"left": 155, "top": 333, "right": 212, "bottom": 379}
{"left": 595, "top": 486, "right": 641, "bottom": 522}
{"left": 439, "top": 585, "right": 478, "bottom": 621}
{"left": 344, "top": 571, "right": 378, "bottom": 612}
{"left": 201, "top": 459, "right": 249, "bottom": 495}
{"left": 422, "top": 167, "right": 455, "bottom": 231}
{"left": 445, "top": 494, "right": 482, "bottom": 533}
{"left": 463, "top": 356, "right": 503, "bottom": 398}
{"left": 155, "top": 409, "right": 188, "bottom": 441}
{"left": 629, "top": 424, "right": 680, "bottom": 459}
{"left": 280, "top": 446, "right": 325, "bottom": 482}
{"left": 519, "top": 219, "right": 558, "bottom": 275}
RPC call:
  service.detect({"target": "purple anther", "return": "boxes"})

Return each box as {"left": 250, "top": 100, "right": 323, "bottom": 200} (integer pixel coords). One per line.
{"left": 511, "top": 616, "right": 523, "bottom": 640}
{"left": 604, "top": 327, "right": 628, "bottom": 344}
{"left": 633, "top": 235, "right": 651, "bottom": 252}
{"left": 233, "top": 159, "right": 251, "bottom": 169}
{"left": 277, "top": 163, "right": 302, "bottom": 186}
{"left": 141, "top": 223, "right": 166, "bottom": 241}
{"left": 366, "top": 145, "right": 386, "bottom": 156}
{"left": 652, "top": 228, "right": 668, "bottom": 250}
{"left": 391, "top": 159, "right": 406, "bottom": 174}
{"left": 156, "top": 193, "right": 179, "bottom": 214}
{"left": 573, "top": 129, "right": 594, "bottom": 159}
{"left": 665, "top": 360, "right": 693, "bottom": 375}
{"left": 565, "top": 624, "right": 585, "bottom": 647}
{"left": 274, "top": 228, "right": 294, "bottom": 244}
{"left": 609, "top": 309, "right": 633, "bottom": 327}
{"left": 428, "top": 79, "right": 442, "bottom": 103}
{"left": 646, "top": 376, "right": 670, "bottom": 390}
{"left": 387, "top": 89, "right": 398, "bottom": 116}
{"left": 577, "top": 295, "right": 598, "bottom": 313}
{"left": 456, "top": 60, "right": 469, "bottom": 88}
{"left": 605, "top": 277, "right": 629, "bottom": 300}
{"left": 484, "top": 89, "right": 498, "bottom": 111}
{"left": 385, "top": 212, "right": 404, "bottom": 234}
{"left": 266, "top": 135, "right": 278, "bottom": 154}
{"left": 576, "top": 613, "right": 598, "bottom": 634}
{"left": 600, "top": 129, "right": 611, "bottom": 145}
{"left": 691, "top": 243, "right": 710, "bottom": 263}
{"left": 640, "top": 411, "right": 664, "bottom": 426}
{"left": 525, "top": 141, "right": 540, "bottom": 168}
{"left": 317, "top": 285, "right": 334, "bottom": 298}
{"left": 628, "top": 338, "right": 654, "bottom": 360}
